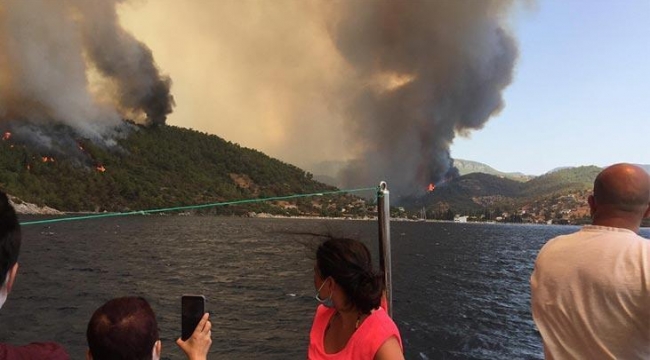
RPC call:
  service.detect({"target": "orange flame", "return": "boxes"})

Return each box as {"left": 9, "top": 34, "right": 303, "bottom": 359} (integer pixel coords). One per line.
{"left": 2, "top": 132, "right": 11, "bottom": 141}
{"left": 42, "top": 157, "right": 48, "bottom": 162}
{"left": 427, "top": 183, "right": 435, "bottom": 192}
{"left": 96, "top": 165, "right": 106, "bottom": 172}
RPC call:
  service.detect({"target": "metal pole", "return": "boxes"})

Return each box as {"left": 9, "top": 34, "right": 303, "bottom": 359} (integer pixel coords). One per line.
{"left": 377, "top": 181, "right": 393, "bottom": 317}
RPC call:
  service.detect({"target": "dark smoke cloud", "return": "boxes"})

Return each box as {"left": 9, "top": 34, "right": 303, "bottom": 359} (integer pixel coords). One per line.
{"left": 75, "top": 0, "right": 173, "bottom": 126}
{"left": 0, "top": 0, "right": 172, "bottom": 141}
{"left": 333, "top": 1, "right": 518, "bottom": 196}
{"left": 0, "top": 0, "right": 520, "bottom": 198}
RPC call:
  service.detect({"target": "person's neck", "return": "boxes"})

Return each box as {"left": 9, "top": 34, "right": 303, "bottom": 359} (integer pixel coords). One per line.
{"left": 336, "top": 306, "right": 362, "bottom": 329}
{"left": 592, "top": 217, "right": 640, "bottom": 233}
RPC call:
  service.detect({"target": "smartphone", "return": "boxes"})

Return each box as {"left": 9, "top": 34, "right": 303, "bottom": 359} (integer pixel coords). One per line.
{"left": 181, "top": 295, "right": 205, "bottom": 341}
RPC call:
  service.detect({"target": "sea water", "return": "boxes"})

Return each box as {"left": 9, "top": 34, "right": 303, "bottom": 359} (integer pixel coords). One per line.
{"left": 1, "top": 216, "right": 647, "bottom": 359}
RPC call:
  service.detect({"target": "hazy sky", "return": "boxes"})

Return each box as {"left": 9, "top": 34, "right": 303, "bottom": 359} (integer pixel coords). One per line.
{"left": 451, "top": 0, "right": 649, "bottom": 175}
{"left": 118, "top": 0, "right": 649, "bottom": 177}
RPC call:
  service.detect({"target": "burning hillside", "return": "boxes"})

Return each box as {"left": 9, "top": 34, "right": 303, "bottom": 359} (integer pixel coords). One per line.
{"left": 0, "top": 0, "right": 172, "bottom": 146}
{"left": 0, "top": 125, "right": 360, "bottom": 216}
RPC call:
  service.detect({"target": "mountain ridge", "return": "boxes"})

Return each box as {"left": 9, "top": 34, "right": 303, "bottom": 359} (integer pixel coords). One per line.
{"left": 1, "top": 123, "right": 648, "bottom": 224}
{"left": 406, "top": 165, "right": 650, "bottom": 226}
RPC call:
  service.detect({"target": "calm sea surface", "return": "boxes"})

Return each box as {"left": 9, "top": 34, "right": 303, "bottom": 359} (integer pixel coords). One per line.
{"left": 1, "top": 216, "right": 648, "bottom": 360}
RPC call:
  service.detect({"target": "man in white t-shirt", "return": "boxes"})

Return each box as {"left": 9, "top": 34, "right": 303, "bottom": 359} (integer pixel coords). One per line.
{"left": 531, "top": 163, "right": 650, "bottom": 359}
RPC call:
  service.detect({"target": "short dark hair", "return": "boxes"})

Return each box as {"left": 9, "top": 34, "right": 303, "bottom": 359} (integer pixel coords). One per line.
{"left": 316, "top": 237, "right": 383, "bottom": 314}
{"left": 0, "top": 191, "right": 21, "bottom": 283}
{"left": 87, "top": 297, "right": 159, "bottom": 360}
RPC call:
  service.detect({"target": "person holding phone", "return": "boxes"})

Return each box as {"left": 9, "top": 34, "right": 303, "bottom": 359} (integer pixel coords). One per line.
{"left": 86, "top": 296, "right": 212, "bottom": 360}
{"left": 178, "top": 295, "right": 211, "bottom": 358}
{"left": 309, "top": 237, "right": 404, "bottom": 360}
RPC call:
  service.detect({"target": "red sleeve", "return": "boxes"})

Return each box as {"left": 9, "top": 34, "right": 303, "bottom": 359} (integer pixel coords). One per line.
{"left": 0, "top": 342, "right": 70, "bottom": 360}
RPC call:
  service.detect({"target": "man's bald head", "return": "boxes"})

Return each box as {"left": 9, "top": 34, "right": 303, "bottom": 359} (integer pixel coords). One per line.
{"left": 593, "top": 163, "right": 650, "bottom": 213}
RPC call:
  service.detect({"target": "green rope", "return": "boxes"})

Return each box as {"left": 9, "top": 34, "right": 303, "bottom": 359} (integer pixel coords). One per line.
{"left": 19, "top": 186, "right": 379, "bottom": 226}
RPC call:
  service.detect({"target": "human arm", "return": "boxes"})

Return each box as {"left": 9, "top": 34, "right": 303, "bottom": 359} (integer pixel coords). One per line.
{"left": 176, "top": 313, "right": 212, "bottom": 360}
{"left": 374, "top": 336, "right": 404, "bottom": 360}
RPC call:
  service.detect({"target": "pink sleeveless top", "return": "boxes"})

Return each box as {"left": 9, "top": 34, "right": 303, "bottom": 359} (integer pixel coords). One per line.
{"left": 308, "top": 305, "right": 402, "bottom": 359}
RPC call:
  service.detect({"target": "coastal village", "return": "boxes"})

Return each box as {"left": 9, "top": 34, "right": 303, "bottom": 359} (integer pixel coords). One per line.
{"left": 10, "top": 187, "right": 594, "bottom": 226}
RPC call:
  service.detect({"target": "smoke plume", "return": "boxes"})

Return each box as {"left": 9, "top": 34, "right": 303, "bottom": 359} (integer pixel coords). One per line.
{"left": 0, "top": 0, "right": 172, "bottom": 142}
{"left": 118, "top": 1, "right": 519, "bottom": 197}
{"left": 332, "top": 1, "right": 518, "bottom": 195}
{"left": 1, "top": 0, "right": 520, "bottom": 197}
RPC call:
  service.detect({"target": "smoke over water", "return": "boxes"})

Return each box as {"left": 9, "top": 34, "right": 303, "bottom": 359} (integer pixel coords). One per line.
{"left": 333, "top": 1, "right": 519, "bottom": 196}
{"left": 0, "top": 0, "right": 172, "bottom": 143}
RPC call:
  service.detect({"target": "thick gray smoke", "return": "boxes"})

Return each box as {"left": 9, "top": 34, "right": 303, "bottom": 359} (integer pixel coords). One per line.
{"left": 0, "top": 0, "right": 519, "bottom": 198}
{"left": 0, "top": 0, "right": 172, "bottom": 141}
{"left": 334, "top": 1, "right": 518, "bottom": 196}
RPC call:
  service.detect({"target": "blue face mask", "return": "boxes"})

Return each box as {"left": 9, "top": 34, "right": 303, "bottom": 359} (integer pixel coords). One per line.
{"left": 315, "top": 278, "right": 335, "bottom": 308}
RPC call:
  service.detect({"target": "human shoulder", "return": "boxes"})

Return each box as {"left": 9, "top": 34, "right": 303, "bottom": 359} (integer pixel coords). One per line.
{"left": 0, "top": 342, "right": 69, "bottom": 360}
{"left": 357, "top": 308, "right": 402, "bottom": 349}
{"left": 373, "top": 336, "right": 404, "bottom": 360}
{"left": 365, "top": 308, "right": 403, "bottom": 360}
{"left": 537, "top": 227, "right": 593, "bottom": 252}
{"left": 367, "top": 307, "right": 397, "bottom": 329}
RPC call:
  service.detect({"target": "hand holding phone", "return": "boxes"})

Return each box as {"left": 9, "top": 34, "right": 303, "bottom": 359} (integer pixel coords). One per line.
{"left": 181, "top": 295, "right": 206, "bottom": 341}
{"left": 177, "top": 297, "right": 212, "bottom": 359}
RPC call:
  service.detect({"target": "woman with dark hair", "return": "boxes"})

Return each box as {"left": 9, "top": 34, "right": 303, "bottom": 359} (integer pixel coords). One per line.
{"left": 309, "top": 237, "right": 404, "bottom": 359}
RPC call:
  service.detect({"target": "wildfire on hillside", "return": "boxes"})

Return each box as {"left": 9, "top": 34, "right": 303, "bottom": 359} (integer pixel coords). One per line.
{"left": 41, "top": 157, "right": 55, "bottom": 163}
{"left": 2, "top": 132, "right": 11, "bottom": 141}
{"left": 427, "top": 183, "right": 435, "bottom": 192}
{"left": 96, "top": 165, "right": 106, "bottom": 172}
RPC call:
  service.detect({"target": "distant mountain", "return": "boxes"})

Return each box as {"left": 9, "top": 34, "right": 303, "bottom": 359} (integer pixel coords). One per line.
{"left": 401, "top": 166, "right": 601, "bottom": 222}
{"left": 545, "top": 166, "right": 574, "bottom": 174}
{"left": 401, "top": 172, "right": 525, "bottom": 214}
{"left": 453, "top": 159, "right": 532, "bottom": 181}
{"left": 520, "top": 166, "right": 601, "bottom": 197}
{"left": 310, "top": 158, "right": 649, "bottom": 191}
{"left": 547, "top": 164, "right": 650, "bottom": 175}
{"left": 307, "top": 158, "right": 534, "bottom": 188}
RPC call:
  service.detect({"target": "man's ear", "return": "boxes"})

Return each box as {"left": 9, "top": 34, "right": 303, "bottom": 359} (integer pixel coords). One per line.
{"left": 152, "top": 340, "right": 162, "bottom": 360}
{"left": 86, "top": 349, "right": 93, "bottom": 360}
{"left": 587, "top": 195, "right": 596, "bottom": 216}
{"left": 6, "top": 263, "right": 18, "bottom": 293}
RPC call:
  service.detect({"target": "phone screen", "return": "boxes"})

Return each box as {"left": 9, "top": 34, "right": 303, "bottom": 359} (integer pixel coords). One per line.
{"left": 181, "top": 295, "right": 205, "bottom": 341}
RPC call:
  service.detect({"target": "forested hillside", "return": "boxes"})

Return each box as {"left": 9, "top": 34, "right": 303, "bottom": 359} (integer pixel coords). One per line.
{"left": 520, "top": 166, "right": 601, "bottom": 197}
{"left": 0, "top": 124, "right": 366, "bottom": 216}
{"left": 409, "top": 166, "right": 605, "bottom": 224}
